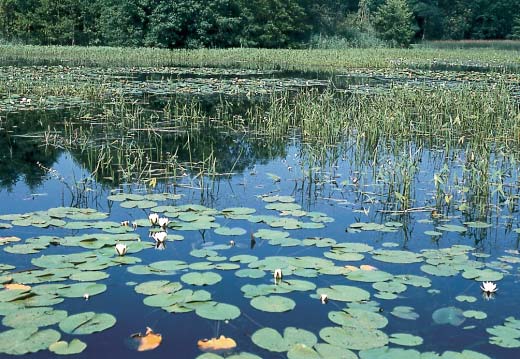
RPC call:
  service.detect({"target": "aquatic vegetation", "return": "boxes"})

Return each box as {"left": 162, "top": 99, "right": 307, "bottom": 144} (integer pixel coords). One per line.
{"left": 197, "top": 335, "right": 236, "bottom": 351}
{"left": 1, "top": 50, "right": 520, "bottom": 359}
{"left": 130, "top": 327, "right": 162, "bottom": 352}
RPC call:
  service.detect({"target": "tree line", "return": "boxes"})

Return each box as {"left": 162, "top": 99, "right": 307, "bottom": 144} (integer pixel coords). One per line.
{"left": 0, "top": 0, "right": 519, "bottom": 48}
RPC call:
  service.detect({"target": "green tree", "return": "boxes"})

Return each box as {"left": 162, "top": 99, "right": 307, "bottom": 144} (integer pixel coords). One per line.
{"left": 98, "top": 0, "right": 150, "bottom": 47}
{"left": 237, "top": 0, "right": 310, "bottom": 48}
{"left": 408, "top": 0, "right": 443, "bottom": 40}
{"left": 510, "top": 15, "right": 520, "bottom": 39}
{"left": 373, "top": 0, "right": 415, "bottom": 46}
{"left": 145, "top": 0, "right": 241, "bottom": 48}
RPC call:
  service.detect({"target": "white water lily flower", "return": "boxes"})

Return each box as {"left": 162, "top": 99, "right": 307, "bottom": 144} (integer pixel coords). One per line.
{"left": 273, "top": 268, "right": 283, "bottom": 280}
{"left": 115, "top": 243, "right": 128, "bottom": 256}
{"left": 480, "top": 281, "right": 498, "bottom": 293}
{"left": 158, "top": 217, "right": 169, "bottom": 229}
{"left": 149, "top": 213, "right": 159, "bottom": 225}
{"left": 152, "top": 231, "right": 168, "bottom": 243}
{"left": 320, "top": 294, "right": 328, "bottom": 304}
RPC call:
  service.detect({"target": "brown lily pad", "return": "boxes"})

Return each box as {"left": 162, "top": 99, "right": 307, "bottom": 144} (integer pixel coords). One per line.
{"left": 4, "top": 283, "right": 31, "bottom": 291}
{"left": 131, "top": 327, "right": 162, "bottom": 352}
{"left": 197, "top": 335, "right": 237, "bottom": 351}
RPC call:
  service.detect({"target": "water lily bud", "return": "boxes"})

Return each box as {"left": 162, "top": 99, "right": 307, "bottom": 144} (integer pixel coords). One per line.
{"left": 152, "top": 231, "right": 167, "bottom": 243}
{"left": 83, "top": 293, "right": 89, "bottom": 300}
{"left": 115, "top": 243, "right": 128, "bottom": 256}
{"left": 320, "top": 294, "right": 328, "bottom": 304}
{"left": 132, "top": 221, "right": 138, "bottom": 230}
{"left": 149, "top": 213, "right": 159, "bottom": 225}
{"left": 229, "top": 240, "right": 235, "bottom": 246}
{"left": 274, "top": 268, "right": 283, "bottom": 280}
{"left": 158, "top": 217, "right": 169, "bottom": 229}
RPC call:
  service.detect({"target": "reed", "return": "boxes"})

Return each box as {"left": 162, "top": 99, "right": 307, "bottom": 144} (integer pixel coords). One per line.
{"left": 0, "top": 45, "right": 519, "bottom": 73}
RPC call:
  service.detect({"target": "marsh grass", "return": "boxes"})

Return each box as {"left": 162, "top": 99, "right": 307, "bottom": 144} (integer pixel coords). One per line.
{"left": 255, "top": 84, "right": 520, "bottom": 153}
{"left": 418, "top": 40, "right": 520, "bottom": 51}
{"left": 1, "top": 45, "right": 519, "bottom": 73}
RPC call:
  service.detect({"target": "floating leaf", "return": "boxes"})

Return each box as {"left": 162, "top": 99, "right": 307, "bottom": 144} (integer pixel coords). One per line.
{"left": 391, "top": 306, "right": 419, "bottom": 320}
{"left": 3, "top": 307, "right": 67, "bottom": 328}
{"left": 317, "top": 285, "right": 370, "bottom": 302}
{"left": 59, "top": 312, "right": 116, "bottom": 335}
{"left": 389, "top": 333, "right": 423, "bottom": 346}
{"left": 195, "top": 302, "right": 241, "bottom": 321}
{"left": 134, "top": 280, "right": 182, "bottom": 295}
{"left": 0, "top": 327, "right": 61, "bottom": 355}
{"left": 252, "top": 327, "right": 317, "bottom": 353}
{"left": 181, "top": 272, "right": 222, "bottom": 286}
{"left": 197, "top": 335, "right": 237, "bottom": 351}
{"left": 432, "top": 307, "right": 465, "bottom": 326}
{"left": 214, "top": 227, "right": 246, "bottom": 236}
{"left": 131, "top": 327, "right": 162, "bottom": 352}
{"left": 463, "top": 310, "right": 487, "bottom": 320}
{"left": 319, "top": 326, "right": 388, "bottom": 350}
{"left": 49, "top": 339, "right": 87, "bottom": 355}
{"left": 250, "top": 295, "right": 296, "bottom": 312}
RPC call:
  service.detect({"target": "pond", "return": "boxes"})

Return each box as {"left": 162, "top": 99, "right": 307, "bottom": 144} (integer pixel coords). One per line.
{"left": 0, "top": 65, "right": 520, "bottom": 358}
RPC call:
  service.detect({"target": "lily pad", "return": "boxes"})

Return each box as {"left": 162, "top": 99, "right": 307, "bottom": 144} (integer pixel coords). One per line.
{"left": 252, "top": 327, "right": 317, "bottom": 353}
{"left": 389, "top": 333, "right": 423, "bottom": 346}
{"left": 319, "top": 326, "right": 388, "bottom": 350}
{"left": 250, "top": 295, "right": 296, "bottom": 312}
{"left": 3, "top": 307, "right": 67, "bottom": 328}
{"left": 195, "top": 302, "right": 241, "bottom": 321}
{"left": 0, "top": 327, "right": 61, "bottom": 355}
{"left": 432, "top": 306, "right": 465, "bottom": 326}
{"left": 49, "top": 339, "right": 87, "bottom": 355}
{"left": 59, "top": 312, "right": 116, "bottom": 334}
{"left": 181, "top": 272, "right": 222, "bottom": 286}
{"left": 317, "top": 285, "right": 370, "bottom": 302}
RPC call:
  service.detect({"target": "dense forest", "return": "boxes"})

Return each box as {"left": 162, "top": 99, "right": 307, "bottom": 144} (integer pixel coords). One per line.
{"left": 0, "top": 0, "right": 519, "bottom": 48}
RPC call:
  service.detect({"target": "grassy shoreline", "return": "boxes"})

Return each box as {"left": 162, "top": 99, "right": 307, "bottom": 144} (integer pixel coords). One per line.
{"left": 1, "top": 45, "right": 519, "bottom": 73}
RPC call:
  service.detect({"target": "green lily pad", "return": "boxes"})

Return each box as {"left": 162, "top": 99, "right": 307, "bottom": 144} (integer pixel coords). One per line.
{"left": 3, "top": 307, "right": 67, "bottom": 328}
{"left": 57, "top": 283, "right": 107, "bottom": 298}
{"left": 328, "top": 308, "right": 388, "bottom": 329}
{"left": 432, "top": 306, "right": 465, "bottom": 326}
{"left": 250, "top": 295, "right": 296, "bottom": 312}
{"left": 134, "top": 280, "right": 183, "bottom": 295}
{"left": 319, "top": 326, "right": 388, "bottom": 350}
{"left": 359, "top": 347, "right": 422, "bottom": 359}
{"left": 49, "top": 339, "right": 87, "bottom": 355}
{"left": 463, "top": 310, "right": 487, "bottom": 320}
{"left": 347, "top": 270, "right": 393, "bottom": 283}
{"left": 389, "top": 333, "right": 423, "bottom": 346}
{"left": 59, "top": 312, "right": 116, "bottom": 334}
{"left": 69, "top": 271, "right": 109, "bottom": 282}
{"left": 214, "top": 227, "right": 247, "bottom": 236}
{"left": 235, "top": 268, "right": 265, "bottom": 279}
{"left": 317, "top": 285, "right": 370, "bottom": 302}
{"left": 0, "top": 327, "right": 61, "bottom": 355}
{"left": 252, "top": 327, "right": 317, "bottom": 353}
{"left": 195, "top": 302, "right": 241, "bottom": 320}
{"left": 391, "top": 306, "right": 419, "bottom": 320}
{"left": 181, "top": 272, "right": 222, "bottom": 286}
